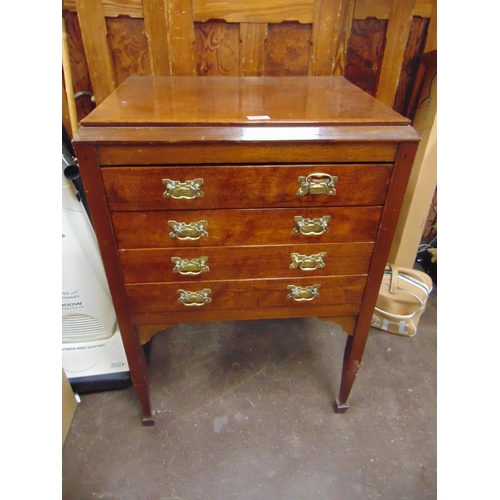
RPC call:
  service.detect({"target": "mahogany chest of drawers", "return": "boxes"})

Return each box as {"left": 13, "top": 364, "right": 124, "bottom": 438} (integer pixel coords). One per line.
{"left": 73, "top": 76, "right": 419, "bottom": 425}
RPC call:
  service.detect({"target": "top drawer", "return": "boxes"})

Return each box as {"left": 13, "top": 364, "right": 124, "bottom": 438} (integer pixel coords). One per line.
{"left": 102, "top": 164, "right": 392, "bottom": 211}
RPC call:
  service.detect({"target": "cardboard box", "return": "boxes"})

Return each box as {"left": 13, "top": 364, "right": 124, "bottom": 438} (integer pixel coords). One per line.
{"left": 62, "top": 368, "right": 77, "bottom": 445}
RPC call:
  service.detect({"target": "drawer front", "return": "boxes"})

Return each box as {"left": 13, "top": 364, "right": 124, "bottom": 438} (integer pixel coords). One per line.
{"left": 119, "top": 242, "right": 374, "bottom": 283}
{"left": 126, "top": 275, "right": 367, "bottom": 314}
{"left": 112, "top": 207, "right": 382, "bottom": 249}
{"left": 102, "top": 164, "right": 392, "bottom": 211}
{"left": 132, "top": 303, "right": 362, "bottom": 330}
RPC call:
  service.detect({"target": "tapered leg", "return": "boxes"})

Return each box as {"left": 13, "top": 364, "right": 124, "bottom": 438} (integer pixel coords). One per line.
{"left": 126, "top": 340, "right": 155, "bottom": 425}
{"left": 332, "top": 142, "right": 420, "bottom": 413}
{"left": 333, "top": 335, "right": 359, "bottom": 413}
{"left": 121, "top": 341, "right": 155, "bottom": 425}
{"left": 136, "top": 383, "right": 155, "bottom": 426}
{"left": 73, "top": 143, "right": 156, "bottom": 425}
{"left": 128, "top": 349, "right": 155, "bottom": 425}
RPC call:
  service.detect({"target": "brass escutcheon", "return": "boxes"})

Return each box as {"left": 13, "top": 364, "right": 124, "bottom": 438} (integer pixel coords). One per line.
{"left": 297, "top": 173, "right": 337, "bottom": 196}
{"left": 290, "top": 252, "right": 326, "bottom": 271}
{"left": 293, "top": 215, "right": 331, "bottom": 236}
{"left": 177, "top": 288, "right": 212, "bottom": 306}
{"left": 171, "top": 256, "right": 209, "bottom": 275}
{"left": 162, "top": 178, "right": 204, "bottom": 199}
{"left": 168, "top": 220, "right": 208, "bottom": 240}
{"left": 287, "top": 284, "right": 321, "bottom": 301}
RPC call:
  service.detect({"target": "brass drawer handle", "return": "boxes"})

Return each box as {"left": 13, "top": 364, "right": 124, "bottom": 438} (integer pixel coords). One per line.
{"left": 290, "top": 252, "right": 326, "bottom": 271}
{"left": 172, "top": 256, "right": 209, "bottom": 275}
{"left": 293, "top": 216, "right": 331, "bottom": 236}
{"left": 177, "top": 288, "right": 212, "bottom": 306}
{"left": 162, "top": 178, "right": 204, "bottom": 199}
{"left": 297, "top": 173, "right": 337, "bottom": 196}
{"left": 287, "top": 284, "right": 321, "bottom": 301}
{"left": 168, "top": 220, "right": 208, "bottom": 240}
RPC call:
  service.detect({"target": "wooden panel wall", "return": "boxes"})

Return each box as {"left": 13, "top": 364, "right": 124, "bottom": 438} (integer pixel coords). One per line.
{"left": 62, "top": 0, "right": 436, "bottom": 126}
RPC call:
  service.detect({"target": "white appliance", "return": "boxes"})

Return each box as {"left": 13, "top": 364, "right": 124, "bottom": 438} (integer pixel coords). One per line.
{"left": 62, "top": 149, "right": 130, "bottom": 392}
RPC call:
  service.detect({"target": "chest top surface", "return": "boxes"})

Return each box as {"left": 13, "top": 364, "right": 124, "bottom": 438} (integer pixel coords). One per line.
{"left": 80, "top": 76, "right": 411, "bottom": 129}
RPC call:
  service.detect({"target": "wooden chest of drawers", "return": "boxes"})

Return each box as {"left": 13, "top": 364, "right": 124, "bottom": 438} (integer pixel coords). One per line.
{"left": 73, "top": 76, "right": 419, "bottom": 425}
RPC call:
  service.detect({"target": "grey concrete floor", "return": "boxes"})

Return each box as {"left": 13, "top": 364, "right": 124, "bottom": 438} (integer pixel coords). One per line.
{"left": 62, "top": 289, "right": 436, "bottom": 500}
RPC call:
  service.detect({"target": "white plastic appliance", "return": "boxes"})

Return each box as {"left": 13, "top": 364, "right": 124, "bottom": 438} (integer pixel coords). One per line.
{"left": 62, "top": 148, "right": 130, "bottom": 391}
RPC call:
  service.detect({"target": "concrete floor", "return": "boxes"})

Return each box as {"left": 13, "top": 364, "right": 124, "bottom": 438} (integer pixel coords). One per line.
{"left": 62, "top": 288, "right": 436, "bottom": 500}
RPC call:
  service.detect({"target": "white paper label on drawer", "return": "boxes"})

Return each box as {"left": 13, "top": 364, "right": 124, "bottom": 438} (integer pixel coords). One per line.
{"left": 247, "top": 115, "right": 271, "bottom": 120}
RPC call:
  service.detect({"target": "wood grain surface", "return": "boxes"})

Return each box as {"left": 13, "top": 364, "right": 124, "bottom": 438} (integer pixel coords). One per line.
{"left": 126, "top": 275, "right": 367, "bottom": 313}
{"left": 62, "top": 11, "right": 95, "bottom": 121}
{"left": 110, "top": 206, "right": 383, "bottom": 249}
{"left": 97, "top": 141, "right": 400, "bottom": 166}
{"left": 81, "top": 76, "right": 410, "bottom": 126}
{"left": 192, "top": 0, "right": 315, "bottom": 23}
{"left": 375, "top": 0, "right": 416, "bottom": 107}
{"left": 195, "top": 22, "right": 240, "bottom": 76}
{"left": 75, "top": 0, "right": 116, "bottom": 105}
{"left": 102, "top": 163, "right": 392, "bottom": 211}
{"left": 119, "top": 242, "right": 375, "bottom": 283}
{"left": 344, "top": 18, "right": 388, "bottom": 96}
{"left": 142, "top": 0, "right": 171, "bottom": 76}
{"left": 63, "top": 0, "right": 436, "bottom": 118}
{"left": 265, "top": 23, "right": 311, "bottom": 76}
{"left": 240, "top": 23, "right": 268, "bottom": 76}
{"left": 106, "top": 17, "right": 150, "bottom": 86}
{"left": 393, "top": 16, "right": 430, "bottom": 117}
